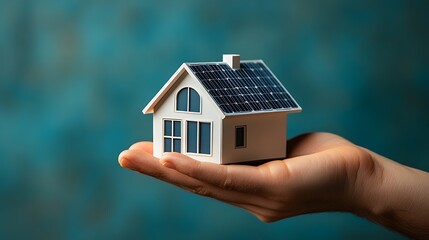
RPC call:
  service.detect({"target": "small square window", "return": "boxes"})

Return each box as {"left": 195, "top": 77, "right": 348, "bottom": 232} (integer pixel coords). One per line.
{"left": 235, "top": 125, "right": 246, "bottom": 148}
{"left": 164, "top": 120, "right": 172, "bottom": 136}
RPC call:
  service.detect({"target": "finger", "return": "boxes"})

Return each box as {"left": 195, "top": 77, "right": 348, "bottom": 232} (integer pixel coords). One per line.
{"left": 129, "top": 141, "right": 154, "bottom": 155}
{"left": 184, "top": 182, "right": 276, "bottom": 210}
{"left": 119, "top": 148, "right": 206, "bottom": 190}
{"left": 227, "top": 201, "right": 287, "bottom": 223}
{"left": 226, "top": 202, "right": 268, "bottom": 221}
{"left": 159, "top": 152, "right": 272, "bottom": 193}
{"left": 118, "top": 149, "right": 270, "bottom": 207}
{"left": 287, "top": 132, "right": 350, "bottom": 158}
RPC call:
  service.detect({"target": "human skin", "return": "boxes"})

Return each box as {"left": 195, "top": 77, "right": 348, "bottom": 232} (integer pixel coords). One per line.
{"left": 118, "top": 132, "right": 429, "bottom": 239}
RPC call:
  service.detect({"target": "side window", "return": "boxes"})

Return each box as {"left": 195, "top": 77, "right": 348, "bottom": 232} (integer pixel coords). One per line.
{"left": 187, "top": 121, "right": 211, "bottom": 155}
{"left": 235, "top": 125, "right": 247, "bottom": 148}
{"left": 164, "top": 120, "right": 181, "bottom": 153}
{"left": 176, "top": 87, "right": 200, "bottom": 113}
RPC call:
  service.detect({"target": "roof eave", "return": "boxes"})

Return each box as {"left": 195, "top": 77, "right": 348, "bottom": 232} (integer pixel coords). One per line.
{"left": 223, "top": 107, "right": 302, "bottom": 117}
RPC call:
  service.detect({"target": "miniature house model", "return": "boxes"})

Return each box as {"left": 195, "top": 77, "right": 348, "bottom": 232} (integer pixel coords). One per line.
{"left": 143, "top": 54, "right": 301, "bottom": 164}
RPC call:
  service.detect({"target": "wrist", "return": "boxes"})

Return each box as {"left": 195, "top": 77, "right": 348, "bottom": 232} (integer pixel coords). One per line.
{"left": 347, "top": 148, "right": 386, "bottom": 218}
{"left": 350, "top": 149, "right": 429, "bottom": 238}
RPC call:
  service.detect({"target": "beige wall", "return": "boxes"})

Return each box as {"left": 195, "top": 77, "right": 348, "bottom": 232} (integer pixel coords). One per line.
{"left": 221, "top": 112, "right": 287, "bottom": 164}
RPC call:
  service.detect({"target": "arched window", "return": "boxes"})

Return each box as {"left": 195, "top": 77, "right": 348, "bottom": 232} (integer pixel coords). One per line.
{"left": 176, "top": 87, "right": 200, "bottom": 112}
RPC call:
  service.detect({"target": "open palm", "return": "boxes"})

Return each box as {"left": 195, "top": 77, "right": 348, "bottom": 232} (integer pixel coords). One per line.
{"left": 118, "top": 132, "right": 376, "bottom": 222}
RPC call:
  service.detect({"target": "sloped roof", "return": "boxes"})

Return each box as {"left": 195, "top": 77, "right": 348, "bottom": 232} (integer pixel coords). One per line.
{"left": 187, "top": 60, "right": 301, "bottom": 115}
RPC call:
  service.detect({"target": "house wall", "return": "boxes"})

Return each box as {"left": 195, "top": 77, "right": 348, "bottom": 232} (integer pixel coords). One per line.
{"left": 152, "top": 71, "right": 224, "bottom": 164}
{"left": 221, "top": 112, "right": 288, "bottom": 164}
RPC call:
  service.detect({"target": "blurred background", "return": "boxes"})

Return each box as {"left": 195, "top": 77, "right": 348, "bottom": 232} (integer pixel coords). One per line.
{"left": 1, "top": 0, "right": 428, "bottom": 239}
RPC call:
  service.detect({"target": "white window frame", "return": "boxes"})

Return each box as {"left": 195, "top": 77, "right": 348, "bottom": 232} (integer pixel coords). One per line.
{"left": 185, "top": 120, "right": 212, "bottom": 156}
{"left": 163, "top": 119, "right": 182, "bottom": 153}
{"left": 235, "top": 125, "right": 247, "bottom": 149}
{"left": 175, "top": 87, "right": 202, "bottom": 114}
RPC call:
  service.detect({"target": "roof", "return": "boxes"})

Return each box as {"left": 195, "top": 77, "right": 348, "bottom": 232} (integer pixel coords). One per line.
{"left": 187, "top": 60, "right": 301, "bottom": 115}
{"left": 143, "top": 59, "right": 301, "bottom": 116}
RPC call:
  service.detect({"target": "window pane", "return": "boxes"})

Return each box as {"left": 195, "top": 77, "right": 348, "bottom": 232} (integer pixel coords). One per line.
{"left": 164, "top": 138, "right": 172, "bottom": 152}
{"left": 189, "top": 88, "right": 200, "bottom": 112}
{"left": 173, "top": 139, "right": 181, "bottom": 153}
{"left": 164, "top": 120, "right": 172, "bottom": 136}
{"left": 235, "top": 126, "right": 246, "bottom": 147}
{"left": 187, "top": 121, "right": 197, "bottom": 153}
{"left": 199, "top": 122, "right": 211, "bottom": 154}
{"left": 177, "top": 88, "right": 188, "bottom": 111}
{"left": 173, "top": 121, "right": 181, "bottom": 137}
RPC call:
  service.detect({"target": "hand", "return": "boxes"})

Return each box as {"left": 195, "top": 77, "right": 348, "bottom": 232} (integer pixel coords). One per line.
{"left": 118, "top": 132, "right": 377, "bottom": 222}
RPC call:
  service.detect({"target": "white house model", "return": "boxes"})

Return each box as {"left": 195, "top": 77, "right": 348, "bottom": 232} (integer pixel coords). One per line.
{"left": 143, "top": 54, "right": 301, "bottom": 164}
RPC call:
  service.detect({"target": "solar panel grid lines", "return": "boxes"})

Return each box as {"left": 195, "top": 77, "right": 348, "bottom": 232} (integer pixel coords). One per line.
{"left": 187, "top": 61, "right": 299, "bottom": 114}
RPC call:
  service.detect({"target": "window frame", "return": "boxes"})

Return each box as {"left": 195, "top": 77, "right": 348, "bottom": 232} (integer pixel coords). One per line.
{"left": 163, "top": 119, "right": 182, "bottom": 153}
{"left": 185, "top": 120, "right": 212, "bottom": 156}
{"left": 175, "top": 87, "right": 201, "bottom": 114}
{"left": 235, "top": 125, "right": 247, "bottom": 148}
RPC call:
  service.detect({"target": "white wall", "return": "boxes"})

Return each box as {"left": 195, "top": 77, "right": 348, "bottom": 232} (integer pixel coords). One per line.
{"left": 152, "top": 71, "right": 224, "bottom": 164}
{"left": 221, "top": 112, "right": 288, "bottom": 164}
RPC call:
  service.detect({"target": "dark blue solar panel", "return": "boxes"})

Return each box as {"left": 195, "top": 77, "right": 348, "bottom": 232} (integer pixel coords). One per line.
{"left": 188, "top": 61, "right": 300, "bottom": 114}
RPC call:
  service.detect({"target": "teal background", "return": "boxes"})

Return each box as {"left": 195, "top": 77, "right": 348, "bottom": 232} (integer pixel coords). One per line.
{"left": 1, "top": 0, "right": 428, "bottom": 239}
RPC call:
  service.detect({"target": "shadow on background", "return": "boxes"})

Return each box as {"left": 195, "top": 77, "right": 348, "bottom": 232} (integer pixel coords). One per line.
{"left": 0, "top": 0, "right": 428, "bottom": 239}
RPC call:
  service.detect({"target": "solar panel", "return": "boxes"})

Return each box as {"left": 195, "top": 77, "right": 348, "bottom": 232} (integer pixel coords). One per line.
{"left": 187, "top": 61, "right": 300, "bottom": 114}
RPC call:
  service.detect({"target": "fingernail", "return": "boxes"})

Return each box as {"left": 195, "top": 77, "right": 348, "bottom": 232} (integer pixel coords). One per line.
{"left": 118, "top": 152, "right": 125, "bottom": 167}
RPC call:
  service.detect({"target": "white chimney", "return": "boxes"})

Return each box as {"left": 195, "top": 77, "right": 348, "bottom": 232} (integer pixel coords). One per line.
{"left": 223, "top": 54, "right": 240, "bottom": 69}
